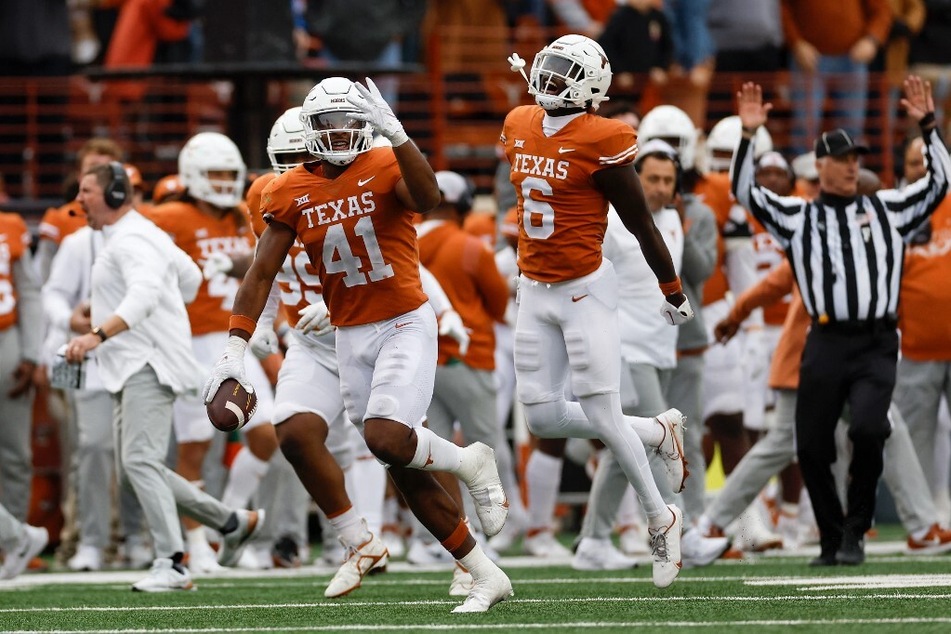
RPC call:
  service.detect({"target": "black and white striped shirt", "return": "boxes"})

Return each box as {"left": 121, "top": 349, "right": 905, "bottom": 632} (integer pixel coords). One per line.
{"left": 732, "top": 128, "right": 951, "bottom": 324}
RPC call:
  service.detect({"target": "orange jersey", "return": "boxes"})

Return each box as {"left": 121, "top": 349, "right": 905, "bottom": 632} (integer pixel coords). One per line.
{"left": 261, "top": 148, "right": 427, "bottom": 327}
{"left": 501, "top": 105, "right": 639, "bottom": 283}
{"left": 248, "top": 172, "right": 323, "bottom": 328}
{"left": 0, "top": 212, "right": 30, "bottom": 331}
{"left": 145, "top": 202, "right": 255, "bottom": 335}
{"left": 38, "top": 202, "right": 88, "bottom": 245}
{"left": 900, "top": 196, "right": 951, "bottom": 361}
{"left": 695, "top": 172, "right": 733, "bottom": 306}
{"left": 418, "top": 222, "right": 509, "bottom": 369}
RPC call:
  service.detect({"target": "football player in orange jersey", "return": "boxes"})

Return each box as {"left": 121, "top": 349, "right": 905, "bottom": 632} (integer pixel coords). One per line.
{"left": 502, "top": 34, "right": 692, "bottom": 588}
{"left": 145, "top": 132, "right": 277, "bottom": 572}
{"left": 205, "top": 77, "right": 512, "bottom": 613}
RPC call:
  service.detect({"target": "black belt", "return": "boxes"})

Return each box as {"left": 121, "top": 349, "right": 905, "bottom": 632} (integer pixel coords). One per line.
{"left": 812, "top": 317, "right": 897, "bottom": 335}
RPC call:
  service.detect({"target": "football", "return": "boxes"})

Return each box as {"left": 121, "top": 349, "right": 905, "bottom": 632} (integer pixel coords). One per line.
{"left": 206, "top": 378, "right": 257, "bottom": 433}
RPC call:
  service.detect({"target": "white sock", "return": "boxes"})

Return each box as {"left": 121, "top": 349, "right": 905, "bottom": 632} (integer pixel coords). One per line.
{"left": 221, "top": 447, "right": 270, "bottom": 509}
{"left": 186, "top": 527, "right": 210, "bottom": 551}
{"left": 328, "top": 507, "right": 371, "bottom": 548}
{"left": 408, "top": 426, "right": 462, "bottom": 472}
{"left": 457, "top": 542, "right": 494, "bottom": 580}
{"left": 351, "top": 456, "right": 386, "bottom": 535}
{"left": 626, "top": 414, "right": 664, "bottom": 447}
{"left": 525, "top": 450, "right": 562, "bottom": 532}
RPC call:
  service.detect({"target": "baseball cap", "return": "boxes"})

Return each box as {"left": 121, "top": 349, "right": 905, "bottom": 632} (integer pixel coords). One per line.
{"left": 814, "top": 129, "right": 869, "bottom": 158}
{"left": 435, "top": 170, "right": 471, "bottom": 206}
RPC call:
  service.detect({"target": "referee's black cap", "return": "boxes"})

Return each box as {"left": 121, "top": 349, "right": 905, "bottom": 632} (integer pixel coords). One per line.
{"left": 815, "top": 129, "right": 869, "bottom": 158}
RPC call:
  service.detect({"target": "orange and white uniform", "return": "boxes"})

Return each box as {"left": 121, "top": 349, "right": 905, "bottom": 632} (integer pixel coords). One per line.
{"left": 261, "top": 147, "right": 436, "bottom": 429}
{"left": 501, "top": 104, "right": 638, "bottom": 403}
{"left": 38, "top": 202, "right": 88, "bottom": 249}
{"left": 144, "top": 201, "right": 274, "bottom": 442}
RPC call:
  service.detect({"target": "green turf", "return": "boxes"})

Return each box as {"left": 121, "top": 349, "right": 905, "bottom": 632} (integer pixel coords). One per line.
{"left": 1, "top": 532, "right": 950, "bottom": 633}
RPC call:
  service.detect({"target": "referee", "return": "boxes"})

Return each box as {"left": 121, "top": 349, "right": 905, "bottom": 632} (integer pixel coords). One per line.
{"left": 730, "top": 76, "right": 951, "bottom": 566}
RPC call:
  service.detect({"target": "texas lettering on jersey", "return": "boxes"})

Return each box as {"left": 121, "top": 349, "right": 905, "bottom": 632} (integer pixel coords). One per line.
{"left": 260, "top": 147, "right": 427, "bottom": 327}
{"left": 501, "top": 105, "right": 639, "bottom": 283}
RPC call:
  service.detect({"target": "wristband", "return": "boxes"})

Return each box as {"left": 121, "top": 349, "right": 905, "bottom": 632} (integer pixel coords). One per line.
{"left": 659, "top": 278, "right": 683, "bottom": 297}
{"left": 919, "top": 112, "right": 937, "bottom": 130}
{"left": 229, "top": 314, "right": 257, "bottom": 335}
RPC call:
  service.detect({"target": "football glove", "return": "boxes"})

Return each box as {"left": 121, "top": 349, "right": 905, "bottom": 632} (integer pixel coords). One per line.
{"left": 202, "top": 335, "right": 254, "bottom": 403}
{"left": 249, "top": 327, "right": 280, "bottom": 360}
{"left": 438, "top": 309, "right": 470, "bottom": 357}
{"left": 659, "top": 295, "right": 694, "bottom": 326}
{"left": 296, "top": 300, "right": 333, "bottom": 337}
{"left": 346, "top": 77, "right": 409, "bottom": 147}
{"left": 202, "top": 252, "right": 233, "bottom": 281}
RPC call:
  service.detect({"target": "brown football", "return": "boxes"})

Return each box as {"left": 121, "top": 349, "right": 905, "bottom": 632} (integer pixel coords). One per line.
{"left": 206, "top": 378, "right": 258, "bottom": 433}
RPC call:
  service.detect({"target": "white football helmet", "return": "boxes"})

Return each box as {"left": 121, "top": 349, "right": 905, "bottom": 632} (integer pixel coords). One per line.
{"left": 529, "top": 34, "right": 612, "bottom": 111}
{"left": 704, "top": 115, "right": 773, "bottom": 174}
{"left": 300, "top": 77, "right": 373, "bottom": 166}
{"left": 267, "top": 107, "right": 309, "bottom": 173}
{"left": 638, "top": 105, "right": 699, "bottom": 171}
{"left": 178, "top": 132, "right": 247, "bottom": 208}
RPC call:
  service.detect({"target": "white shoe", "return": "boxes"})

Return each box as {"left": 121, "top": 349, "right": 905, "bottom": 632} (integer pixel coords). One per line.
{"left": 67, "top": 545, "right": 103, "bottom": 572}
{"left": 236, "top": 545, "right": 273, "bottom": 570}
{"left": 680, "top": 528, "right": 730, "bottom": 568}
{"left": 218, "top": 509, "right": 265, "bottom": 567}
{"left": 132, "top": 558, "right": 194, "bottom": 592}
{"left": 649, "top": 505, "right": 682, "bottom": 589}
{"left": 188, "top": 543, "right": 225, "bottom": 574}
{"left": 121, "top": 539, "right": 154, "bottom": 570}
{"left": 458, "top": 443, "right": 509, "bottom": 537}
{"left": 572, "top": 537, "right": 640, "bottom": 571}
{"left": 618, "top": 523, "right": 650, "bottom": 556}
{"left": 776, "top": 511, "right": 802, "bottom": 550}
{"left": 380, "top": 526, "right": 406, "bottom": 560}
{"left": 523, "top": 530, "right": 572, "bottom": 559}
{"left": 0, "top": 525, "right": 48, "bottom": 580}
{"left": 324, "top": 533, "right": 389, "bottom": 598}
{"left": 451, "top": 562, "right": 513, "bottom": 613}
{"left": 406, "top": 538, "right": 455, "bottom": 565}
{"left": 730, "top": 505, "right": 783, "bottom": 553}
{"left": 654, "top": 409, "right": 688, "bottom": 493}
{"left": 449, "top": 561, "right": 474, "bottom": 597}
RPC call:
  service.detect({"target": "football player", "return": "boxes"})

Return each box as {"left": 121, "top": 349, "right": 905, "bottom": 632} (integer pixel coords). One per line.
{"left": 205, "top": 76, "right": 512, "bottom": 613}
{"left": 501, "top": 34, "right": 691, "bottom": 588}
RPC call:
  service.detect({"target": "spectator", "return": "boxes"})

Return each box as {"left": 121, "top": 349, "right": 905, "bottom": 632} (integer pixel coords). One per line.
{"left": 781, "top": 0, "right": 893, "bottom": 154}
{"left": 909, "top": 0, "right": 951, "bottom": 126}
{"left": 598, "top": 0, "right": 673, "bottom": 110}
{"left": 548, "top": 0, "right": 619, "bottom": 38}
{"left": 709, "top": 0, "right": 785, "bottom": 72}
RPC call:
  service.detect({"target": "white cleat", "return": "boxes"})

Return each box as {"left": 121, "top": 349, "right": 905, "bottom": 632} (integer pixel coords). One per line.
{"left": 218, "top": 509, "right": 265, "bottom": 567}
{"left": 67, "top": 545, "right": 103, "bottom": 572}
{"left": 680, "top": 528, "right": 730, "bottom": 569}
{"left": 649, "top": 505, "right": 683, "bottom": 589}
{"left": 451, "top": 563, "right": 513, "bottom": 613}
{"left": 654, "top": 408, "right": 688, "bottom": 493}
{"left": 572, "top": 537, "right": 641, "bottom": 571}
{"left": 449, "top": 561, "right": 474, "bottom": 597}
{"left": 131, "top": 558, "right": 195, "bottom": 592}
{"left": 0, "top": 525, "right": 48, "bottom": 580}
{"left": 188, "top": 544, "right": 226, "bottom": 574}
{"left": 618, "top": 523, "right": 650, "bottom": 556}
{"left": 523, "top": 529, "right": 573, "bottom": 558}
{"left": 458, "top": 443, "right": 509, "bottom": 537}
{"left": 324, "top": 532, "right": 389, "bottom": 598}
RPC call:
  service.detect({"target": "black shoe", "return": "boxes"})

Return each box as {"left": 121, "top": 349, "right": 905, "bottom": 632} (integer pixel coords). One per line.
{"left": 272, "top": 535, "right": 300, "bottom": 569}
{"left": 809, "top": 552, "right": 839, "bottom": 566}
{"left": 836, "top": 536, "right": 865, "bottom": 565}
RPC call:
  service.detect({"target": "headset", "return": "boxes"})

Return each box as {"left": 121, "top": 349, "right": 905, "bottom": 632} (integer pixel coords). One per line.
{"left": 104, "top": 161, "right": 130, "bottom": 209}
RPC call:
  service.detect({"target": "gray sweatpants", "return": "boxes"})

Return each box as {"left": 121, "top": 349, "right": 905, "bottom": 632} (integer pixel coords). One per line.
{"left": 0, "top": 327, "right": 34, "bottom": 522}
{"left": 114, "top": 365, "right": 233, "bottom": 558}
{"left": 892, "top": 358, "right": 951, "bottom": 499}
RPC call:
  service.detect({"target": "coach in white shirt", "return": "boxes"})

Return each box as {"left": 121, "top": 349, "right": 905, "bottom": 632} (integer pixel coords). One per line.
{"left": 573, "top": 140, "right": 729, "bottom": 571}
{"left": 64, "top": 162, "right": 263, "bottom": 592}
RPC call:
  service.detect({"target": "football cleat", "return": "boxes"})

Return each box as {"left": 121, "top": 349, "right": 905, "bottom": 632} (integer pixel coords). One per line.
{"left": 649, "top": 505, "right": 683, "bottom": 589}
{"left": 324, "top": 532, "right": 389, "bottom": 598}
{"left": 654, "top": 408, "right": 689, "bottom": 493}
{"left": 458, "top": 442, "right": 509, "bottom": 537}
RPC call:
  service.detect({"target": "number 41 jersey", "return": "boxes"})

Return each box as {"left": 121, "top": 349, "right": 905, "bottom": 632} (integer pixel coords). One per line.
{"left": 261, "top": 147, "right": 427, "bottom": 327}
{"left": 502, "top": 105, "right": 638, "bottom": 283}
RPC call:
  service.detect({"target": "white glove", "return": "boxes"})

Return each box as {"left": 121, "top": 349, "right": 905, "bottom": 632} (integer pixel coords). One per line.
{"left": 346, "top": 77, "right": 409, "bottom": 147}
{"left": 249, "top": 327, "right": 280, "bottom": 360}
{"left": 202, "top": 252, "right": 233, "bottom": 281}
{"left": 438, "top": 309, "right": 470, "bottom": 357}
{"left": 659, "top": 295, "right": 695, "bottom": 326}
{"left": 296, "top": 300, "right": 333, "bottom": 336}
{"left": 202, "top": 335, "right": 254, "bottom": 403}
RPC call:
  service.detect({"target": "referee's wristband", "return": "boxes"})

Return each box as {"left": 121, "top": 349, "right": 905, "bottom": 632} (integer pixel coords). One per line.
{"left": 919, "top": 112, "right": 937, "bottom": 131}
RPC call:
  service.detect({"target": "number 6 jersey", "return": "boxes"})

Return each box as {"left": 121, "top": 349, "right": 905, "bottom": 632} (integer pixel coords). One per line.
{"left": 501, "top": 105, "right": 639, "bottom": 283}
{"left": 260, "top": 147, "right": 427, "bottom": 327}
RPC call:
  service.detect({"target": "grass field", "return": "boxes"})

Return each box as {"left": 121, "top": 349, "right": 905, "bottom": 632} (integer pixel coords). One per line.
{"left": 2, "top": 526, "right": 950, "bottom": 633}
